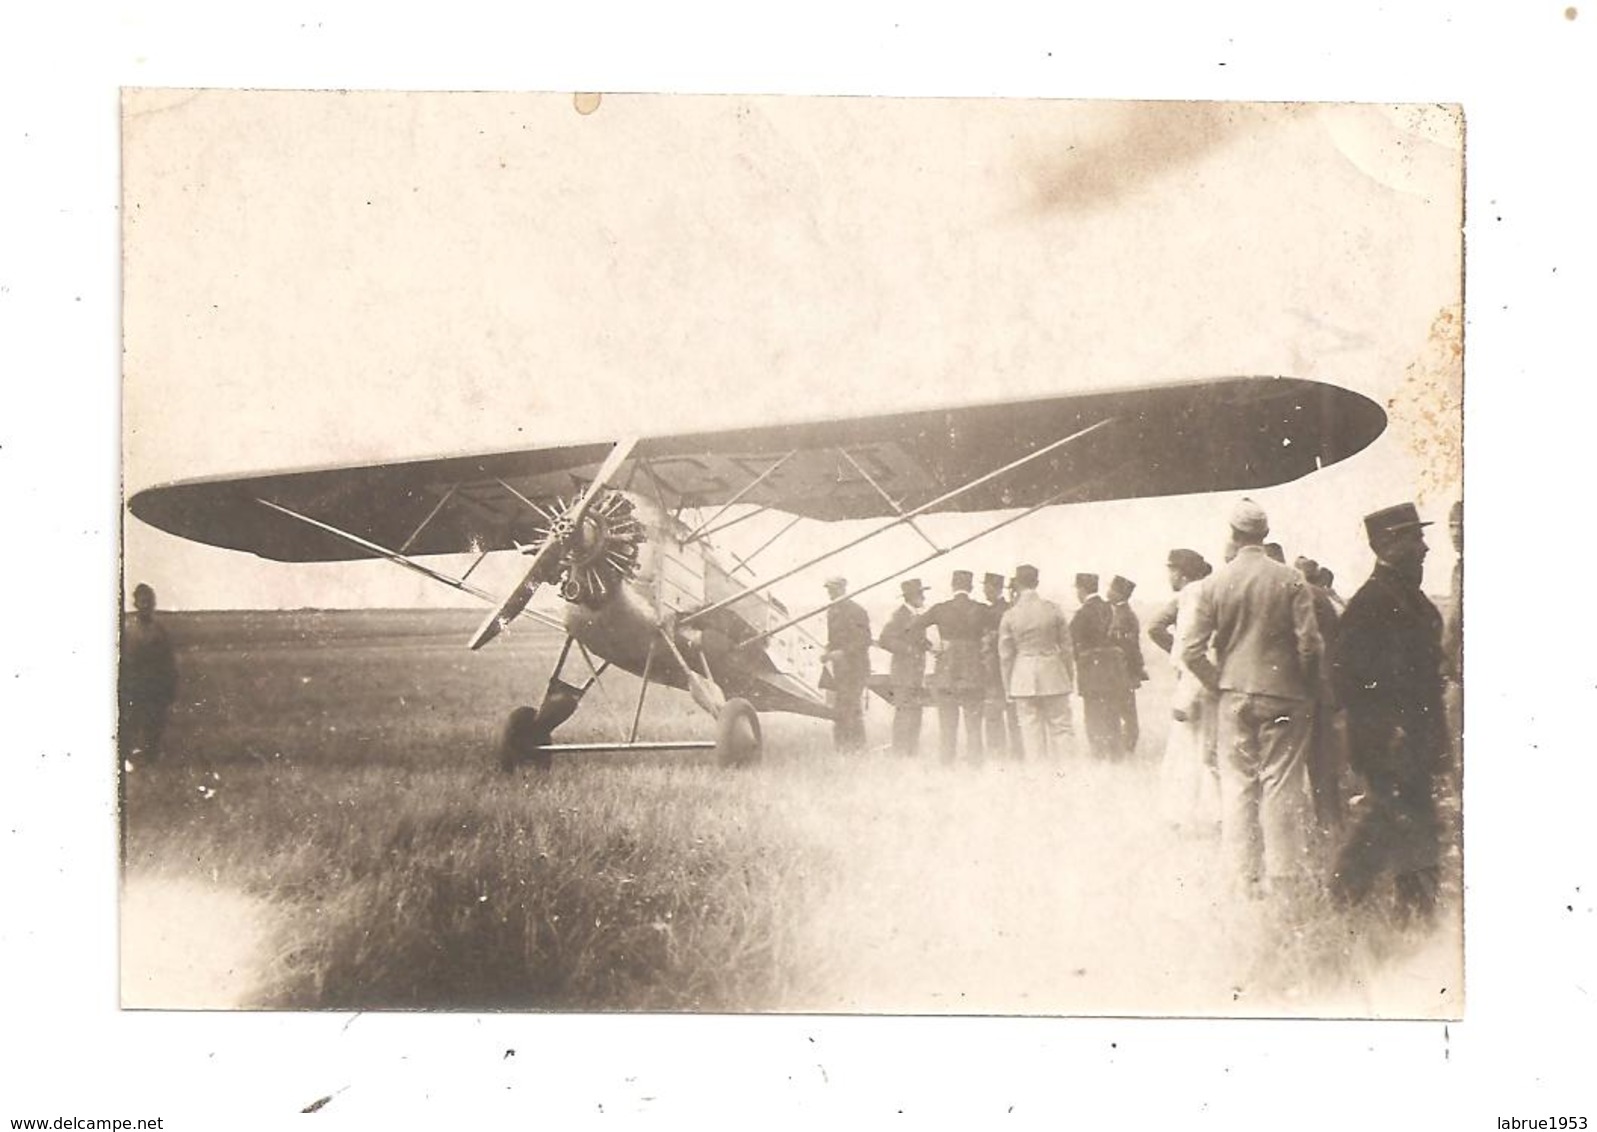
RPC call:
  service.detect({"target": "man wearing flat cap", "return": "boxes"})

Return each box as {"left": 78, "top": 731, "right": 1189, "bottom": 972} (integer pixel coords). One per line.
{"left": 1180, "top": 498, "right": 1323, "bottom": 898}
{"left": 822, "top": 576, "right": 872, "bottom": 754}
{"left": 1072, "top": 572, "right": 1127, "bottom": 759}
{"left": 1106, "top": 575, "right": 1149, "bottom": 756}
{"left": 999, "top": 565, "right": 1075, "bottom": 760}
{"left": 1331, "top": 502, "right": 1449, "bottom": 924}
{"left": 981, "top": 571, "right": 1024, "bottom": 759}
{"left": 877, "top": 578, "right": 931, "bottom": 756}
{"left": 912, "top": 569, "right": 988, "bottom": 763}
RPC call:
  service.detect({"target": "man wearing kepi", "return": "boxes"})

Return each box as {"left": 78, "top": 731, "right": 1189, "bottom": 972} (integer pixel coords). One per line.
{"left": 998, "top": 564, "right": 1075, "bottom": 760}
{"left": 1106, "top": 575, "right": 1149, "bottom": 756}
{"left": 1181, "top": 498, "right": 1323, "bottom": 898}
{"left": 1331, "top": 503, "right": 1449, "bottom": 924}
{"left": 1072, "top": 573, "right": 1125, "bottom": 759}
{"left": 822, "top": 576, "right": 872, "bottom": 755}
{"left": 914, "top": 569, "right": 988, "bottom": 763}
{"left": 877, "top": 578, "right": 932, "bottom": 757}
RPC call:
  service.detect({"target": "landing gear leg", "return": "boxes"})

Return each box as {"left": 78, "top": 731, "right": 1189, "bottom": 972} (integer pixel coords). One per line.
{"left": 497, "top": 636, "right": 605, "bottom": 773}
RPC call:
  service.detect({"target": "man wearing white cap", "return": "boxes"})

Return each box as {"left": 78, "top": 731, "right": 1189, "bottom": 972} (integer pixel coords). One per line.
{"left": 1180, "top": 498, "right": 1324, "bottom": 898}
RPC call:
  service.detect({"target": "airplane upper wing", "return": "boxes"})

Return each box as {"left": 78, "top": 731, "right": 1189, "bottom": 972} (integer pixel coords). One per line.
{"left": 128, "top": 375, "right": 1385, "bottom": 562}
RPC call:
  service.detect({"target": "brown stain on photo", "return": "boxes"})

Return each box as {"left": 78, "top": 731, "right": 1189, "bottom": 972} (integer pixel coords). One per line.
{"left": 574, "top": 92, "right": 603, "bottom": 116}
{"left": 1386, "top": 304, "right": 1463, "bottom": 501}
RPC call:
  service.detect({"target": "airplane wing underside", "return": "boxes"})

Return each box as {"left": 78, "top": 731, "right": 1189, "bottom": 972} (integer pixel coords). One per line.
{"left": 129, "top": 375, "right": 1385, "bottom": 562}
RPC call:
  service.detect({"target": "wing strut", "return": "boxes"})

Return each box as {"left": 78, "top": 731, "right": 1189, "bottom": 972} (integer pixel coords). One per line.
{"left": 836, "top": 447, "right": 942, "bottom": 555}
{"left": 682, "top": 417, "right": 1117, "bottom": 627}
{"left": 731, "top": 514, "right": 806, "bottom": 577}
{"left": 682, "top": 450, "right": 798, "bottom": 543}
{"left": 398, "top": 485, "right": 459, "bottom": 554}
{"left": 738, "top": 478, "right": 1083, "bottom": 650}
{"left": 254, "top": 498, "right": 497, "bottom": 602}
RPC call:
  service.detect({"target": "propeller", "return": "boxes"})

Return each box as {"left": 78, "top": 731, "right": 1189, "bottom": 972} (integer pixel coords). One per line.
{"left": 468, "top": 437, "right": 638, "bottom": 650}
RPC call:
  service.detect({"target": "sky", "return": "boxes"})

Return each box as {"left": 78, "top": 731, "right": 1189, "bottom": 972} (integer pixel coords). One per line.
{"left": 121, "top": 94, "right": 1463, "bottom": 620}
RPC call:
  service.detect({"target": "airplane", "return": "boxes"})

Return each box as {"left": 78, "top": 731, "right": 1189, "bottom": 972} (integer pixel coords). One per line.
{"left": 127, "top": 374, "right": 1386, "bottom": 771}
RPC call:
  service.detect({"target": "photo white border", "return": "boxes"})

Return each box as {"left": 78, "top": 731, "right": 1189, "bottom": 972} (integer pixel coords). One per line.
{"left": 4, "top": 3, "right": 1593, "bottom": 1126}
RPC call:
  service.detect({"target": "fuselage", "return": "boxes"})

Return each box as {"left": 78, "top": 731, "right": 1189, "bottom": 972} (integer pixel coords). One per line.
{"left": 561, "top": 492, "right": 830, "bottom": 718}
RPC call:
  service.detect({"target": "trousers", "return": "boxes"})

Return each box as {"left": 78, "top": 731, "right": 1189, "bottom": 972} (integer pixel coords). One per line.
{"left": 1014, "top": 695, "right": 1073, "bottom": 760}
{"left": 1216, "top": 690, "right": 1315, "bottom": 889}
{"left": 891, "top": 695, "right": 923, "bottom": 756}
{"left": 1081, "top": 693, "right": 1124, "bottom": 759}
{"left": 984, "top": 695, "right": 1023, "bottom": 758}
{"left": 936, "top": 691, "right": 985, "bottom": 763}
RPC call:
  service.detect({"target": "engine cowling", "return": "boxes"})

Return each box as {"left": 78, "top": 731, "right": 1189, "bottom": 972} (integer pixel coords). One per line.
{"left": 536, "top": 490, "right": 645, "bottom": 607}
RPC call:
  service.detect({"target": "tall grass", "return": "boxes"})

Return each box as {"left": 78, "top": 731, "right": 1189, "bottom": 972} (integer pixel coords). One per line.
{"left": 121, "top": 611, "right": 1462, "bottom": 1015}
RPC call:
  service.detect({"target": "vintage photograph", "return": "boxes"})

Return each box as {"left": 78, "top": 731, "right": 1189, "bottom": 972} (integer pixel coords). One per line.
{"left": 120, "top": 91, "right": 1463, "bottom": 1016}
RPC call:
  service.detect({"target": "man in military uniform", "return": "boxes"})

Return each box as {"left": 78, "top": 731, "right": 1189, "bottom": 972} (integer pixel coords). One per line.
{"left": 822, "top": 576, "right": 872, "bottom": 754}
{"left": 877, "top": 578, "right": 931, "bottom": 756}
{"left": 998, "top": 564, "right": 1075, "bottom": 760}
{"left": 913, "top": 569, "right": 988, "bottom": 764}
{"left": 981, "top": 571, "right": 1023, "bottom": 759}
{"left": 1071, "top": 573, "right": 1125, "bottom": 760}
{"left": 120, "top": 582, "right": 178, "bottom": 766}
{"left": 1181, "top": 499, "right": 1323, "bottom": 898}
{"left": 1331, "top": 503, "right": 1449, "bottom": 924}
{"left": 1106, "top": 575, "right": 1148, "bottom": 756}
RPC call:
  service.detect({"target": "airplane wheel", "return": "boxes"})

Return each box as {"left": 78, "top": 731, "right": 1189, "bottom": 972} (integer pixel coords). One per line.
{"left": 499, "top": 706, "right": 554, "bottom": 773}
{"left": 714, "top": 698, "right": 762, "bottom": 768}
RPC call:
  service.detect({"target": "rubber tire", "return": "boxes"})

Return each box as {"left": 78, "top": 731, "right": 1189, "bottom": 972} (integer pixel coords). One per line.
{"left": 714, "top": 698, "right": 762, "bottom": 768}
{"left": 499, "top": 706, "right": 554, "bottom": 773}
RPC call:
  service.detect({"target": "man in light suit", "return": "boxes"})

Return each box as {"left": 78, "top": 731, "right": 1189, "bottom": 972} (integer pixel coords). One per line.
{"left": 1181, "top": 498, "right": 1324, "bottom": 897}
{"left": 999, "top": 564, "right": 1076, "bottom": 760}
{"left": 877, "top": 578, "right": 931, "bottom": 756}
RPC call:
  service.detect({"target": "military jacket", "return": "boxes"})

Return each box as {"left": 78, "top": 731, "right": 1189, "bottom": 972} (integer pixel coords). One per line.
{"left": 1332, "top": 563, "right": 1447, "bottom": 780}
{"left": 913, "top": 594, "right": 987, "bottom": 694}
{"left": 1071, "top": 595, "right": 1129, "bottom": 696}
{"left": 999, "top": 591, "right": 1075, "bottom": 696}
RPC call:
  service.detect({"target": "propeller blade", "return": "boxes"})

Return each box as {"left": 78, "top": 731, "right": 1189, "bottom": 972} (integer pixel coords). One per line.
{"left": 466, "top": 436, "right": 638, "bottom": 651}
{"left": 467, "top": 533, "right": 564, "bottom": 650}
{"left": 567, "top": 435, "right": 639, "bottom": 526}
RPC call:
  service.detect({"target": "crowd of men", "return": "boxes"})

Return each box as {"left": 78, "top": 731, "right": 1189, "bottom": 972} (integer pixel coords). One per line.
{"left": 825, "top": 566, "right": 1153, "bottom": 764}
{"left": 822, "top": 494, "right": 1464, "bottom": 926}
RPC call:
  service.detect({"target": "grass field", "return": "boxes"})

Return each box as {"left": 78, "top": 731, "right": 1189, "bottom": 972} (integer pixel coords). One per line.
{"left": 120, "top": 609, "right": 1462, "bottom": 1015}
